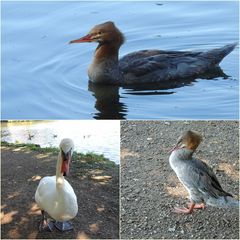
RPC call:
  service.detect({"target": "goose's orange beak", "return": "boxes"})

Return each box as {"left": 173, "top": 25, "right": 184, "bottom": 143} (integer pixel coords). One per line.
{"left": 69, "top": 34, "right": 93, "bottom": 44}
{"left": 61, "top": 159, "right": 70, "bottom": 176}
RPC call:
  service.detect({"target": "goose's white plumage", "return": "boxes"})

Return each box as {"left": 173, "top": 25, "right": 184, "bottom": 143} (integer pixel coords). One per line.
{"left": 35, "top": 138, "right": 78, "bottom": 222}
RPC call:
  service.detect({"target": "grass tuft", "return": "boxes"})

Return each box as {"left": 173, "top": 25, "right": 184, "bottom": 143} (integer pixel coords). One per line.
{"left": 1, "top": 141, "right": 118, "bottom": 178}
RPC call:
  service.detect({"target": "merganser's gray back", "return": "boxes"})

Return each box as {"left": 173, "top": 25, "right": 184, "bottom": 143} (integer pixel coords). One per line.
{"left": 119, "top": 43, "right": 237, "bottom": 85}
{"left": 174, "top": 157, "right": 239, "bottom": 208}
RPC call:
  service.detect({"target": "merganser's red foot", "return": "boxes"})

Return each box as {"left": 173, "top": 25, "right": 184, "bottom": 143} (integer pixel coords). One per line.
{"left": 188, "top": 203, "right": 205, "bottom": 210}
{"left": 173, "top": 206, "right": 193, "bottom": 214}
{"left": 173, "top": 202, "right": 197, "bottom": 214}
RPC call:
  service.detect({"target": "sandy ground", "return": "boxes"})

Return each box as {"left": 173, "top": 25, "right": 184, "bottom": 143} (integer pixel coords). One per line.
{"left": 120, "top": 120, "right": 239, "bottom": 239}
{"left": 1, "top": 145, "right": 119, "bottom": 239}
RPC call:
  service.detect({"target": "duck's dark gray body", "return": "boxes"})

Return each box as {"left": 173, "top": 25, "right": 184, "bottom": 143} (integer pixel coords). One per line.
{"left": 119, "top": 43, "right": 237, "bottom": 85}
{"left": 70, "top": 22, "right": 237, "bottom": 85}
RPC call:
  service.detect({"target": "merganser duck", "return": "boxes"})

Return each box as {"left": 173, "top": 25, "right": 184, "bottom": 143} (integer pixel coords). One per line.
{"left": 35, "top": 139, "right": 78, "bottom": 231}
{"left": 169, "top": 130, "right": 239, "bottom": 214}
{"left": 69, "top": 21, "right": 237, "bottom": 85}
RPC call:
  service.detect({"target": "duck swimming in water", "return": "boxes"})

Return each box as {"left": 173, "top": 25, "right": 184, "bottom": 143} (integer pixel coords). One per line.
{"left": 169, "top": 130, "right": 239, "bottom": 214}
{"left": 69, "top": 21, "right": 237, "bottom": 85}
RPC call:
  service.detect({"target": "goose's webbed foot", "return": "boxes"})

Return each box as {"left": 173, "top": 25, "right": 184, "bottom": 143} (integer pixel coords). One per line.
{"left": 54, "top": 221, "right": 74, "bottom": 231}
{"left": 38, "top": 210, "right": 55, "bottom": 232}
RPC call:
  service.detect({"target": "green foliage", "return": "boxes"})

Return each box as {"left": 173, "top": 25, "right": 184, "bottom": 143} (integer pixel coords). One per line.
{"left": 1, "top": 141, "right": 118, "bottom": 171}
{"left": 1, "top": 141, "right": 59, "bottom": 153}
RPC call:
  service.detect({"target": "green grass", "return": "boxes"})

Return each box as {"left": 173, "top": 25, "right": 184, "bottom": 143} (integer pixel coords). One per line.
{"left": 1, "top": 141, "right": 59, "bottom": 153}
{"left": 1, "top": 141, "right": 119, "bottom": 183}
{"left": 1, "top": 141, "right": 118, "bottom": 171}
{"left": 72, "top": 151, "right": 117, "bottom": 174}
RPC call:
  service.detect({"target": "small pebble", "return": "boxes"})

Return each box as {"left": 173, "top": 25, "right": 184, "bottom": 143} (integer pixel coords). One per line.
{"left": 168, "top": 227, "right": 176, "bottom": 232}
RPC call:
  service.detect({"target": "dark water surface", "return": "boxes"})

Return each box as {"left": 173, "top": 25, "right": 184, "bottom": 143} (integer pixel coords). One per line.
{"left": 2, "top": 1, "right": 239, "bottom": 119}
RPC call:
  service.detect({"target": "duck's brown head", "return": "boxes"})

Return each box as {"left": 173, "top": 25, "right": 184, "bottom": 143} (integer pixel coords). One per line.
{"left": 174, "top": 130, "right": 202, "bottom": 151}
{"left": 69, "top": 21, "right": 125, "bottom": 47}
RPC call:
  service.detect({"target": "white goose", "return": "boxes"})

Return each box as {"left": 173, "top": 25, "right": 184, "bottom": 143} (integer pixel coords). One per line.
{"left": 35, "top": 138, "right": 78, "bottom": 231}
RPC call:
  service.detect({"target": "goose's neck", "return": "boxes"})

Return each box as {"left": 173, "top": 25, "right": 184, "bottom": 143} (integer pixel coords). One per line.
{"left": 56, "top": 152, "right": 64, "bottom": 187}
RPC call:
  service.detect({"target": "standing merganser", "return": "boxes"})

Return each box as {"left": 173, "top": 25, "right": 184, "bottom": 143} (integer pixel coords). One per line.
{"left": 69, "top": 21, "right": 237, "bottom": 85}
{"left": 169, "top": 130, "right": 239, "bottom": 214}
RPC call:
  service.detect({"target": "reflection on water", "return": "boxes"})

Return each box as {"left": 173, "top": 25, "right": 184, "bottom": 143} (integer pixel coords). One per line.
{"left": 89, "top": 66, "right": 230, "bottom": 118}
{"left": 88, "top": 82, "right": 128, "bottom": 119}
{"left": 124, "top": 66, "right": 228, "bottom": 91}
{"left": 1, "top": 121, "right": 120, "bottom": 164}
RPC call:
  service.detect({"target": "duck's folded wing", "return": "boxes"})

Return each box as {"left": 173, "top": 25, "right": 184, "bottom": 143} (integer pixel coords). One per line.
{"left": 120, "top": 49, "right": 192, "bottom": 64}
{"left": 181, "top": 159, "right": 232, "bottom": 199}
{"left": 119, "top": 50, "right": 203, "bottom": 78}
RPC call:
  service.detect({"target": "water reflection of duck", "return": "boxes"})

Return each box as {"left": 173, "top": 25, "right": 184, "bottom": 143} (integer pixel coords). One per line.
{"left": 88, "top": 67, "right": 228, "bottom": 119}
{"left": 69, "top": 21, "right": 237, "bottom": 86}
{"left": 88, "top": 82, "right": 127, "bottom": 119}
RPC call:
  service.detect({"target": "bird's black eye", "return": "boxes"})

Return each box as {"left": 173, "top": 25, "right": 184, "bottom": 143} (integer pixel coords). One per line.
{"left": 177, "top": 139, "right": 182, "bottom": 146}
{"left": 98, "top": 31, "right": 102, "bottom": 35}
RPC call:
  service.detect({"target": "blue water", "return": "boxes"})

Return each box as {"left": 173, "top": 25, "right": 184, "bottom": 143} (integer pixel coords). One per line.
{"left": 1, "top": 1, "right": 239, "bottom": 119}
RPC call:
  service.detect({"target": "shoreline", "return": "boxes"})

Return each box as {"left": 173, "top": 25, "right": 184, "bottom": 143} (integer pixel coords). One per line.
{"left": 1, "top": 141, "right": 118, "bottom": 167}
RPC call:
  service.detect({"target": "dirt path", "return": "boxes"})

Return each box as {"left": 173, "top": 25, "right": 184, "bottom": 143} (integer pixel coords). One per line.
{"left": 1, "top": 145, "right": 119, "bottom": 239}
{"left": 120, "top": 121, "right": 239, "bottom": 239}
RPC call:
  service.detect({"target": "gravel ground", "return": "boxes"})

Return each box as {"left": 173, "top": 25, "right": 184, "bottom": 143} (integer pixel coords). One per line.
{"left": 120, "top": 120, "right": 239, "bottom": 239}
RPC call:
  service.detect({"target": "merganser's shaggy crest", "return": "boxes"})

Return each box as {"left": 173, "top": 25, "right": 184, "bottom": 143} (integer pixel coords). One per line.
{"left": 169, "top": 130, "right": 239, "bottom": 214}
{"left": 69, "top": 21, "right": 237, "bottom": 85}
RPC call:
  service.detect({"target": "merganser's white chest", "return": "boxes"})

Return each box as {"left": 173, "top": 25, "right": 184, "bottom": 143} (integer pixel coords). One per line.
{"left": 169, "top": 149, "right": 193, "bottom": 175}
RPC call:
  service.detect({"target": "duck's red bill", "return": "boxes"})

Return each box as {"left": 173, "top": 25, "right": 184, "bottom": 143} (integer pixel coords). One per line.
{"left": 69, "top": 34, "right": 92, "bottom": 43}
{"left": 170, "top": 145, "right": 180, "bottom": 153}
